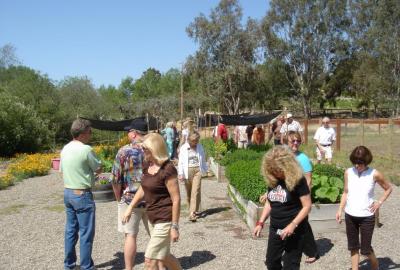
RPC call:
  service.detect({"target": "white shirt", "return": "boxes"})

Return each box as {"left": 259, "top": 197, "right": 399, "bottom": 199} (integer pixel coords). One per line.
{"left": 178, "top": 143, "right": 208, "bottom": 179}
{"left": 345, "top": 167, "right": 376, "bottom": 217}
{"left": 313, "top": 126, "right": 336, "bottom": 145}
{"left": 188, "top": 149, "right": 200, "bottom": 167}
{"left": 280, "top": 120, "right": 303, "bottom": 134}
{"left": 237, "top": 125, "right": 248, "bottom": 142}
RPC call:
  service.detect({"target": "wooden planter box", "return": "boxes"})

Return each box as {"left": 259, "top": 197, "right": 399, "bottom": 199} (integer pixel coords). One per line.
{"left": 227, "top": 184, "right": 344, "bottom": 234}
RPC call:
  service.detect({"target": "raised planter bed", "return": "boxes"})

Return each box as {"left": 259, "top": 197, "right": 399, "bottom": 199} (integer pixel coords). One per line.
{"left": 208, "top": 157, "right": 226, "bottom": 182}
{"left": 227, "top": 184, "right": 344, "bottom": 234}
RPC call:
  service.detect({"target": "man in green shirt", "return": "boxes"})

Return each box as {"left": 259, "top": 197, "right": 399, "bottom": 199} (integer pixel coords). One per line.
{"left": 61, "top": 119, "right": 101, "bottom": 270}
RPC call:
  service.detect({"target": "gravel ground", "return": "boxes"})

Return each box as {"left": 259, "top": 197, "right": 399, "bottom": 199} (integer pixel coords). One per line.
{"left": 0, "top": 171, "right": 399, "bottom": 270}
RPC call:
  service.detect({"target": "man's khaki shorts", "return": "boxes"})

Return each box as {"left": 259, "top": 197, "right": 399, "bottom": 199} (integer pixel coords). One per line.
{"left": 145, "top": 222, "right": 172, "bottom": 260}
{"left": 118, "top": 202, "right": 149, "bottom": 235}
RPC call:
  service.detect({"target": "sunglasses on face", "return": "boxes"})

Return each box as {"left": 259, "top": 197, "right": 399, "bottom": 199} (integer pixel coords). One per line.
{"left": 290, "top": 139, "right": 301, "bottom": 144}
{"left": 322, "top": 122, "right": 329, "bottom": 124}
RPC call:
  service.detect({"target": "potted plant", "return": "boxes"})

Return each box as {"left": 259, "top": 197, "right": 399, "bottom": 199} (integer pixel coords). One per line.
{"left": 93, "top": 172, "right": 114, "bottom": 202}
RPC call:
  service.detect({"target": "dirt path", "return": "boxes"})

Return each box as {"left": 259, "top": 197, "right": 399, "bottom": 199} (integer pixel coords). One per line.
{"left": 0, "top": 171, "right": 399, "bottom": 270}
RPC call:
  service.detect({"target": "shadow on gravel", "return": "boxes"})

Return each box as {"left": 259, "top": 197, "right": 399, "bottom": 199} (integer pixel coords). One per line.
{"left": 179, "top": 250, "right": 216, "bottom": 269}
{"left": 197, "top": 206, "right": 231, "bottom": 219}
{"left": 315, "top": 238, "right": 334, "bottom": 257}
{"left": 96, "top": 251, "right": 145, "bottom": 269}
{"left": 359, "top": 257, "right": 400, "bottom": 270}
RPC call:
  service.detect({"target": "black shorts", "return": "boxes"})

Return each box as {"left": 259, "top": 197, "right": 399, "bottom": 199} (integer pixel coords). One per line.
{"left": 345, "top": 213, "right": 375, "bottom": 255}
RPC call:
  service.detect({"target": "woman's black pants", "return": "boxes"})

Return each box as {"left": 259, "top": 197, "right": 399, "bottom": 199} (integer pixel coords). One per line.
{"left": 266, "top": 226, "right": 305, "bottom": 270}
{"left": 303, "top": 221, "right": 319, "bottom": 258}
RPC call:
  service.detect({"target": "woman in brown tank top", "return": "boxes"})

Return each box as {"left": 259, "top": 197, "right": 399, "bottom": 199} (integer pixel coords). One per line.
{"left": 122, "top": 133, "right": 182, "bottom": 270}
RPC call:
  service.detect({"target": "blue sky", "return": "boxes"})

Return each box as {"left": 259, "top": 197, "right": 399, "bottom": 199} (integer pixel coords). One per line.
{"left": 0, "top": 0, "right": 269, "bottom": 87}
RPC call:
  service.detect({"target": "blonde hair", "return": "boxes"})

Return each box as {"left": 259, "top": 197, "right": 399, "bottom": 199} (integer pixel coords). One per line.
{"left": 188, "top": 131, "right": 200, "bottom": 142}
{"left": 142, "top": 133, "right": 169, "bottom": 165}
{"left": 166, "top": 121, "right": 173, "bottom": 128}
{"left": 261, "top": 146, "right": 303, "bottom": 191}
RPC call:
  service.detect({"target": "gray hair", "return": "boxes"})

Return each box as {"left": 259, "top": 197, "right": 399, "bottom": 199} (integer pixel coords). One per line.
{"left": 71, "top": 119, "right": 91, "bottom": 138}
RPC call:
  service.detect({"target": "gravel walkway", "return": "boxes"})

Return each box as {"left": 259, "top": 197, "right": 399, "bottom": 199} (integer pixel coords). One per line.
{"left": 0, "top": 171, "right": 399, "bottom": 270}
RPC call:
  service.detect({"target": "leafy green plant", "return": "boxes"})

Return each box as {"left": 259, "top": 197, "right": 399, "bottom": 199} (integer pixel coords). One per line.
{"left": 200, "top": 138, "right": 216, "bottom": 159}
{"left": 214, "top": 140, "right": 228, "bottom": 161}
{"left": 219, "top": 149, "right": 264, "bottom": 166}
{"left": 247, "top": 144, "right": 272, "bottom": 152}
{"left": 313, "top": 163, "right": 344, "bottom": 179}
{"left": 312, "top": 174, "right": 344, "bottom": 203}
{"left": 225, "top": 159, "right": 266, "bottom": 202}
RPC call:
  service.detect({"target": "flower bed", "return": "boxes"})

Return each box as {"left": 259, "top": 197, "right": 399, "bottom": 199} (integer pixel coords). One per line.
{"left": 0, "top": 153, "right": 55, "bottom": 189}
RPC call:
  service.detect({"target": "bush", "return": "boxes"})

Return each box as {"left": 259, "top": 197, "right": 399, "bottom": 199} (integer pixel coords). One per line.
{"left": 200, "top": 138, "right": 215, "bottom": 159}
{"left": 247, "top": 144, "right": 272, "bottom": 152}
{"left": 0, "top": 93, "right": 54, "bottom": 156}
{"left": 225, "top": 159, "right": 266, "bottom": 203}
{"left": 313, "top": 163, "right": 344, "bottom": 179}
{"left": 93, "top": 144, "right": 120, "bottom": 172}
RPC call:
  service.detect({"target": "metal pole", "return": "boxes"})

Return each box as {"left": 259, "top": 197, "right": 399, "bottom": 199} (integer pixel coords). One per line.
{"left": 180, "top": 64, "right": 184, "bottom": 126}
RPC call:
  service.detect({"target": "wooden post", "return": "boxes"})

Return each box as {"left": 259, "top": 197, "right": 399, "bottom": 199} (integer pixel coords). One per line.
{"left": 304, "top": 118, "right": 309, "bottom": 145}
{"left": 378, "top": 122, "right": 381, "bottom": 135}
{"left": 389, "top": 118, "right": 394, "bottom": 168}
{"left": 336, "top": 119, "right": 341, "bottom": 152}
{"left": 361, "top": 119, "right": 365, "bottom": 145}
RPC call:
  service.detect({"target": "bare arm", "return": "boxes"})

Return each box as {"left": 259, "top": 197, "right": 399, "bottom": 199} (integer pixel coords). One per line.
{"left": 369, "top": 170, "right": 392, "bottom": 213}
{"left": 166, "top": 176, "right": 181, "bottom": 242}
{"left": 304, "top": 172, "right": 312, "bottom": 189}
{"left": 253, "top": 199, "right": 271, "bottom": 237}
{"left": 336, "top": 170, "right": 349, "bottom": 223}
{"left": 122, "top": 186, "right": 145, "bottom": 223}
{"left": 281, "top": 194, "right": 311, "bottom": 240}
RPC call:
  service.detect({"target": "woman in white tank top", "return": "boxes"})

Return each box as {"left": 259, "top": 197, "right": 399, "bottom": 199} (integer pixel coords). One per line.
{"left": 336, "top": 146, "right": 392, "bottom": 270}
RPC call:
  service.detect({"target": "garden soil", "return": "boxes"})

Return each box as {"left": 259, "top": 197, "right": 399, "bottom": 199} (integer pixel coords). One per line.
{"left": 0, "top": 171, "right": 399, "bottom": 270}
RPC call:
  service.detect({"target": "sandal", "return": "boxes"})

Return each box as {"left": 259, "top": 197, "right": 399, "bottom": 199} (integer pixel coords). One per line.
{"left": 189, "top": 213, "right": 197, "bottom": 222}
{"left": 305, "top": 255, "right": 319, "bottom": 264}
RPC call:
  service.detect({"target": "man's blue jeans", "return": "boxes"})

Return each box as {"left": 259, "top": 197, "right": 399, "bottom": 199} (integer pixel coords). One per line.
{"left": 64, "top": 189, "right": 96, "bottom": 270}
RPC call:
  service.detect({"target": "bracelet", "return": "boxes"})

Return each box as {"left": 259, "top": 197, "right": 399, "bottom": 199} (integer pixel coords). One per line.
{"left": 377, "top": 200, "right": 383, "bottom": 205}
{"left": 291, "top": 221, "right": 298, "bottom": 228}
{"left": 256, "top": 221, "right": 264, "bottom": 228}
{"left": 171, "top": 223, "right": 179, "bottom": 231}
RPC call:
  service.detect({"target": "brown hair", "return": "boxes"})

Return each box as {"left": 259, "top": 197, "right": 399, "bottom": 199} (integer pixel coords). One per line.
{"left": 349, "top": 145, "right": 373, "bottom": 165}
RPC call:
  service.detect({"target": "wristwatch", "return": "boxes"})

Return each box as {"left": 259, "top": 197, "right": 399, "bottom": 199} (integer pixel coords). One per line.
{"left": 171, "top": 223, "right": 179, "bottom": 231}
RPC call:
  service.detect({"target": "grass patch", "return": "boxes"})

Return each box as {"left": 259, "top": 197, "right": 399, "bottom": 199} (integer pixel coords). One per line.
{"left": 44, "top": 205, "right": 64, "bottom": 213}
{"left": 301, "top": 142, "right": 400, "bottom": 186}
{"left": 0, "top": 204, "right": 27, "bottom": 215}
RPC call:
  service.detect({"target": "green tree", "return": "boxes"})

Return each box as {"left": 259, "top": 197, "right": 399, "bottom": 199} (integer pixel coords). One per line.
{"left": 349, "top": 0, "right": 400, "bottom": 116}
{"left": 186, "top": 0, "right": 262, "bottom": 114}
{"left": 262, "top": 0, "right": 350, "bottom": 117}
{"left": 0, "top": 66, "right": 60, "bottom": 131}
{"left": 0, "top": 91, "right": 53, "bottom": 156}
{"left": 0, "top": 43, "right": 20, "bottom": 67}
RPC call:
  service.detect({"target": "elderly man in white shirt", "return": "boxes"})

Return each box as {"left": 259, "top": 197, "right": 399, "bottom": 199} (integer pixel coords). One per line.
{"left": 313, "top": 117, "right": 336, "bottom": 164}
{"left": 280, "top": 113, "right": 303, "bottom": 144}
